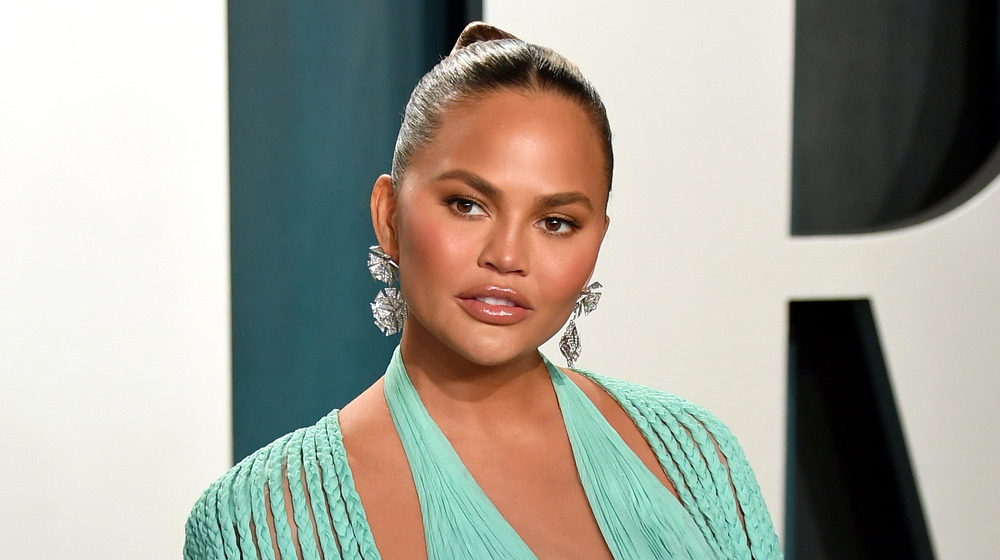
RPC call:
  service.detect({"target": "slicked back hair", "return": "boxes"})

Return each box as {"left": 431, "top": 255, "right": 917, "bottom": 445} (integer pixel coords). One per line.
{"left": 390, "top": 25, "right": 613, "bottom": 193}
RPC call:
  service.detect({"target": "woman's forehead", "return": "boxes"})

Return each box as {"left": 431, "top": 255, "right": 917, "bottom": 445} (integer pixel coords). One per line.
{"left": 404, "top": 90, "right": 608, "bottom": 202}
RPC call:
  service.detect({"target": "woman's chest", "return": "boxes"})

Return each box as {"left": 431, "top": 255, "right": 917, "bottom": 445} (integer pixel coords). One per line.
{"left": 348, "top": 425, "right": 618, "bottom": 560}
{"left": 338, "top": 372, "right": 680, "bottom": 559}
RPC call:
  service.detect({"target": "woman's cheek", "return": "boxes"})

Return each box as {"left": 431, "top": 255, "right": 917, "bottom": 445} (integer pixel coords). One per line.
{"left": 541, "top": 245, "right": 599, "bottom": 304}
{"left": 397, "top": 203, "right": 471, "bottom": 287}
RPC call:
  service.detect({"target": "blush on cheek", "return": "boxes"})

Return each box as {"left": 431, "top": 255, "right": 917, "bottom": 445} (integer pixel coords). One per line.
{"left": 551, "top": 243, "right": 601, "bottom": 282}
{"left": 541, "top": 248, "right": 601, "bottom": 308}
{"left": 396, "top": 203, "right": 471, "bottom": 290}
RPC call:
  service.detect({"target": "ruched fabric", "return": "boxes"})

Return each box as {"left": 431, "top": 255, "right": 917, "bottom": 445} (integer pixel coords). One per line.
{"left": 384, "top": 347, "right": 717, "bottom": 559}
{"left": 382, "top": 348, "right": 538, "bottom": 559}
{"left": 184, "top": 349, "right": 783, "bottom": 559}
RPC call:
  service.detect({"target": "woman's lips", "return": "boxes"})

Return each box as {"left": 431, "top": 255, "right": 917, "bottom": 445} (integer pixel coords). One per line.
{"left": 456, "top": 288, "right": 530, "bottom": 325}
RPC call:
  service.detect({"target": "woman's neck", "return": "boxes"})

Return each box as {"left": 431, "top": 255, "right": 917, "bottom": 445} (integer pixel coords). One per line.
{"left": 397, "top": 322, "right": 556, "bottom": 429}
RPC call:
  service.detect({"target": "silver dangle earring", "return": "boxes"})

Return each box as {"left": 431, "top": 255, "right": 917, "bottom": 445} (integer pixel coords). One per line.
{"left": 559, "top": 281, "right": 602, "bottom": 368}
{"left": 368, "top": 245, "right": 406, "bottom": 335}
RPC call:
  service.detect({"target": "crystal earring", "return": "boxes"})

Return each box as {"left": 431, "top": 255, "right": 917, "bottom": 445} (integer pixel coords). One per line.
{"left": 368, "top": 245, "right": 406, "bottom": 335}
{"left": 559, "top": 281, "right": 602, "bottom": 368}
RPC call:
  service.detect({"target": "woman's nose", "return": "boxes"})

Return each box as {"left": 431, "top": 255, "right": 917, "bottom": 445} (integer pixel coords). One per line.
{"left": 478, "top": 220, "right": 528, "bottom": 275}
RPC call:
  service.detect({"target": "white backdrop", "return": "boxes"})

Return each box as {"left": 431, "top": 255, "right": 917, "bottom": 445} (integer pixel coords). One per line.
{"left": 490, "top": 2, "right": 1000, "bottom": 557}
{"left": 0, "top": 2, "right": 230, "bottom": 557}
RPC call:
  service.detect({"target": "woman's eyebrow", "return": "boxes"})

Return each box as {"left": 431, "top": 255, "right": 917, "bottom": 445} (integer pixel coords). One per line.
{"left": 537, "top": 192, "right": 593, "bottom": 210}
{"left": 434, "top": 169, "right": 593, "bottom": 210}
{"left": 434, "top": 169, "right": 501, "bottom": 200}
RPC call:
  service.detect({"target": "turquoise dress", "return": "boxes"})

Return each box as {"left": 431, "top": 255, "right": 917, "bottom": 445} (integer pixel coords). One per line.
{"left": 184, "top": 350, "right": 783, "bottom": 559}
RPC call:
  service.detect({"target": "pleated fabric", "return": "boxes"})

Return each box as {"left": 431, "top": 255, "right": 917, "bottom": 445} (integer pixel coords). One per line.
{"left": 183, "top": 349, "right": 783, "bottom": 559}
{"left": 382, "top": 347, "right": 538, "bottom": 559}
{"left": 384, "top": 347, "right": 718, "bottom": 559}
{"left": 549, "top": 358, "right": 719, "bottom": 559}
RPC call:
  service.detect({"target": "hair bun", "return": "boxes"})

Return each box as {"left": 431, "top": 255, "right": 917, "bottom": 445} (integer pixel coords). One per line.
{"left": 451, "top": 21, "right": 519, "bottom": 54}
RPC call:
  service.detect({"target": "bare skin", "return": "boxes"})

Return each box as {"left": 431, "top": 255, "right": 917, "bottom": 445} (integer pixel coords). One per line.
{"left": 340, "top": 362, "right": 680, "bottom": 560}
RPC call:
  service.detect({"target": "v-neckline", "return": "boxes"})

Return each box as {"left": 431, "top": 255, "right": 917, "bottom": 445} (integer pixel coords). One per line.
{"left": 334, "top": 348, "right": 710, "bottom": 560}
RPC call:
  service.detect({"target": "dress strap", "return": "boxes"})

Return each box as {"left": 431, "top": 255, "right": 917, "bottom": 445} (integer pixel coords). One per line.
{"left": 383, "top": 347, "right": 538, "bottom": 560}
{"left": 543, "top": 355, "right": 716, "bottom": 559}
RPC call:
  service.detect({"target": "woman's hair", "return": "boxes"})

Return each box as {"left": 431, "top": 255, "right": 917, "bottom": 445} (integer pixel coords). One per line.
{"left": 391, "top": 22, "right": 613, "bottom": 192}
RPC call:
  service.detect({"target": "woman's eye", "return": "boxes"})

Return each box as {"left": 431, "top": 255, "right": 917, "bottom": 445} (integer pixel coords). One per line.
{"left": 540, "top": 217, "right": 575, "bottom": 234}
{"left": 450, "top": 198, "right": 485, "bottom": 216}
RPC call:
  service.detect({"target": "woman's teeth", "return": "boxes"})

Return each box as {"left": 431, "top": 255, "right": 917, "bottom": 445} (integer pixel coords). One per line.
{"left": 477, "top": 296, "right": 516, "bottom": 307}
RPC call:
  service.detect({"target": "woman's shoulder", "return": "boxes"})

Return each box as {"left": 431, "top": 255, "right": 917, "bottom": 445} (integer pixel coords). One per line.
{"left": 188, "top": 407, "right": 344, "bottom": 503}
{"left": 574, "top": 367, "right": 785, "bottom": 560}
{"left": 576, "top": 368, "right": 755, "bottom": 483}
{"left": 183, "top": 409, "right": 379, "bottom": 560}
{"left": 575, "top": 368, "right": 718, "bottom": 425}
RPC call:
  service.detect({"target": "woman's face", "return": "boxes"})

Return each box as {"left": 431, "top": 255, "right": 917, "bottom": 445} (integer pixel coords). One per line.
{"left": 374, "top": 89, "right": 609, "bottom": 368}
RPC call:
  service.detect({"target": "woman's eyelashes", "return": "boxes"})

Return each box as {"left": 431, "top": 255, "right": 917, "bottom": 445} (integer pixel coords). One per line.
{"left": 537, "top": 216, "right": 580, "bottom": 235}
{"left": 443, "top": 194, "right": 583, "bottom": 236}
{"left": 444, "top": 196, "right": 487, "bottom": 217}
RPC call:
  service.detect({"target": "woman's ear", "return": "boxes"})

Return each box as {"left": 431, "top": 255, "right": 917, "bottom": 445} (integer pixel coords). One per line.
{"left": 370, "top": 174, "right": 399, "bottom": 259}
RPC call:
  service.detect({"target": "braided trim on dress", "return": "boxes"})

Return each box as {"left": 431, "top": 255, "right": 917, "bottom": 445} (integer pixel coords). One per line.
{"left": 625, "top": 380, "right": 738, "bottom": 556}
{"left": 619, "top": 383, "right": 744, "bottom": 558}
{"left": 584, "top": 373, "right": 726, "bottom": 558}
{"left": 649, "top": 400, "right": 740, "bottom": 556}
{"left": 579, "top": 371, "right": 782, "bottom": 560}
{"left": 686, "top": 407, "right": 783, "bottom": 560}
{"left": 182, "top": 482, "right": 206, "bottom": 559}
{"left": 249, "top": 438, "right": 273, "bottom": 557}
{"left": 326, "top": 411, "right": 381, "bottom": 560}
{"left": 201, "top": 475, "right": 226, "bottom": 557}
{"left": 614, "top": 386, "right": 747, "bottom": 558}
{"left": 260, "top": 435, "right": 294, "bottom": 558}
{"left": 314, "top": 413, "right": 357, "bottom": 559}
{"left": 282, "top": 426, "right": 322, "bottom": 560}
{"left": 581, "top": 374, "right": 732, "bottom": 554}
{"left": 183, "top": 479, "right": 217, "bottom": 559}
{"left": 267, "top": 433, "right": 300, "bottom": 559}
{"left": 232, "top": 450, "right": 260, "bottom": 558}
{"left": 664, "top": 403, "right": 752, "bottom": 559}
{"left": 303, "top": 421, "right": 342, "bottom": 558}
{"left": 213, "top": 459, "right": 241, "bottom": 559}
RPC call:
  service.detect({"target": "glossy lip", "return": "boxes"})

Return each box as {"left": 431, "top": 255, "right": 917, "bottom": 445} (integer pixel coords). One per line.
{"left": 456, "top": 285, "right": 532, "bottom": 325}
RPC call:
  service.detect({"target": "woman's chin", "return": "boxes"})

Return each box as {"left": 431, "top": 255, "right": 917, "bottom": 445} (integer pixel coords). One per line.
{"left": 467, "top": 323, "right": 566, "bottom": 365}
{"left": 465, "top": 348, "right": 537, "bottom": 369}
{"left": 437, "top": 335, "right": 540, "bottom": 370}
{"left": 399, "top": 314, "right": 557, "bottom": 371}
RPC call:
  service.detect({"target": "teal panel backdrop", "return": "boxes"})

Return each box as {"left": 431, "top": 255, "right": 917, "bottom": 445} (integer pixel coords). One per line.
{"left": 229, "top": 1, "right": 481, "bottom": 461}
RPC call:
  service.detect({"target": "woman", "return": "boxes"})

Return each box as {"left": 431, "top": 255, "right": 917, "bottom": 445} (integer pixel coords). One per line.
{"left": 185, "top": 22, "right": 782, "bottom": 560}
